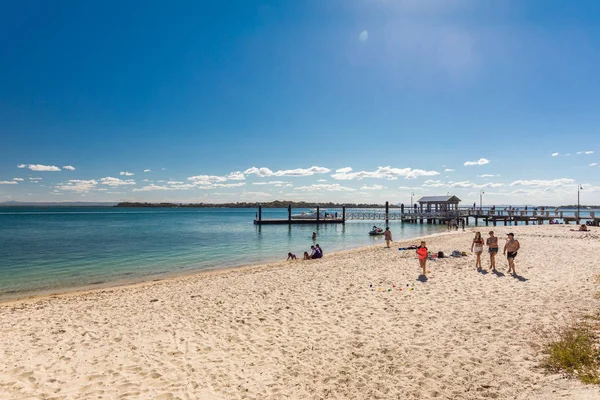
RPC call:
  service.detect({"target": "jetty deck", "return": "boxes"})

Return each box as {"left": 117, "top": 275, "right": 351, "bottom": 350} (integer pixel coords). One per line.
{"left": 254, "top": 203, "right": 599, "bottom": 226}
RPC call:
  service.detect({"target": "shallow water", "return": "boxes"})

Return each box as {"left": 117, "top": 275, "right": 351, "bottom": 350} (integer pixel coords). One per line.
{"left": 0, "top": 207, "right": 449, "bottom": 299}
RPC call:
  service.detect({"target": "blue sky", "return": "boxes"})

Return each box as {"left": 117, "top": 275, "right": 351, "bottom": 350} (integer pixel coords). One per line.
{"left": 1, "top": 0, "right": 599, "bottom": 205}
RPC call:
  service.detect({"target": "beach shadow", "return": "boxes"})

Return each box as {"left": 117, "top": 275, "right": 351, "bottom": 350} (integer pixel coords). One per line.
{"left": 492, "top": 270, "right": 505, "bottom": 278}
{"left": 512, "top": 273, "right": 528, "bottom": 282}
{"left": 417, "top": 275, "right": 428, "bottom": 283}
{"left": 477, "top": 268, "right": 489, "bottom": 275}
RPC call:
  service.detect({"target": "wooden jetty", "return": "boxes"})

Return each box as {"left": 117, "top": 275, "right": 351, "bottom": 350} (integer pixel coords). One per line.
{"left": 254, "top": 199, "right": 599, "bottom": 226}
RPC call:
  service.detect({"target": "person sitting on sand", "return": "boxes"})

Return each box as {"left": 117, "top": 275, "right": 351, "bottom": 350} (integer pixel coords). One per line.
{"left": 303, "top": 251, "right": 310, "bottom": 260}
{"left": 310, "top": 245, "right": 322, "bottom": 259}
{"left": 486, "top": 231, "right": 499, "bottom": 272}
{"left": 471, "top": 232, "right": 484, "bottom": 271}
{"left": 416, "top": 241, "right": 428, "bottom": 276}
{"left": 316, "top": 244, "right": 323, "bottom": 257}
{"left": 287, "top": 252, "right": 297, "bottom": 260}
{"left": 503, "top": 233, "right": 520, "bottom": 275}
{"left": 384, "top": 227, "right": 392, "bottom": 248}
{"left": 579, "top": 224, "right": 589, "bottom": 232}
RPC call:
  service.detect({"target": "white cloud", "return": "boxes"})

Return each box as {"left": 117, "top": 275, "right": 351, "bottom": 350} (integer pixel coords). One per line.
{"left": 144, "top": 169, "right": 151, "bottom": 173}
{"left": 55, "top": 179, "right": 98, "bottom": 193}
{"left": 132, "top": 184, "right": 174, "bottom": 192}
{"left": 577, "top": 151, "right": 594, "bottom": 155}
{"left": 422, "top": 180, "right": 504, "bottom": 189}
{"left": 463, "top": 158, "right": 489, "bottom": 167}
{"left": 62, "top": 165, "right": 75, "bottom": 171}
{"left": 317, "top": 179, "right": 328, "bottom": 182}
{"left": 187, "top": 175, "right": 228, "bottom": 185}
{"left": 331, "top": 166, "right": 439, "bottom": 180}
{"left": 335, "top": 167, "right": 353, "bottom": 173}
{"left": 444, "top": 168, "right": 455, "bottom": 172}
{"left": 167, "top": 181, "right": 184, "bottom": 185}
{"left": 142, "top": 179, "right": 150, "bottom": 182}
{"left": 590, "top": 163, "right": 598, "bottom": 167}
{"left": 295, "top": 184, "right": 356, "bottom": 192}
{"left": 477, "top": 174, "right": 496, "bottom": 178}
{"left": 120, "top": 171, "right": 134, "bottom": 176}
{"left": 29, "top": 177, "right": 42, "bottom": 181}
{"left": 0, "top": 181, "right": 18, "bottom": 185}
{"left": 252, "top": 181, "right": 290, "bottom": 186}
{"left": 100, "top": 177, "right": 136, "bottom": 187}
{"left": 510, "top": 178, "right": 575, "bottom": 188}
{"left": 551, "top": 152, "right": 559, "bottom": 157}
{"left": 197, "top": 182, "right": 246, "bottom": 189}
{"left": 361, "top": 184, "right": 385, "bottom": 190}
{"left": 227, "top": 171, "right": 246, "bottom": 180}
{"left": 19, "top": 164, "right": 61, "bottom": 171}
{"left": 244, "top": 166, "right": 330, "bottom": 177}
{"left": 12, "top": 178, "right": 24, "bottom": 182}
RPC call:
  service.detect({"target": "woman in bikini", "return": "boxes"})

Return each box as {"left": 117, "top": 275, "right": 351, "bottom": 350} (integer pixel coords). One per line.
{"left": 471, "top": 232, "right": 484, "bottom": 270}
{"left": 486, "top": 231, "right": 499, "bottom": 272}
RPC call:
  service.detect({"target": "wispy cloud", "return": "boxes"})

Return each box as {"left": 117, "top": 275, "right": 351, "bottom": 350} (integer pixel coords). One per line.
{"left": 577, "top": 151, "right": 594, "bottom": 155}
{"left": 144, "top": 169, "right": 151, "bottom": 173}
{"left": 477, "top": 174, "right": 496, "bottom": 178}
{"left": 29, "top": 177, "right": 42, "bottom": 181}
{"left": 444, "top": 168, "right": 455, "bottom": 172}
{"left": 244, "top": 166, "right": 330, "bottom": 177}
{"left": 12, "top": 178, "right": 24, "bottom": 182}
{"left": 422, "top": 180, "right": 503, "bottom": 189}
{"left": 295, "top": 184, "right": 356, "bottom": 192}
{"left": 120, "top": 171, "right": 134, "bottom": 176}
{"left": 360, "top": 184, "right": 385, "bottom": 190}
{"left": 18, "top": 164, "right": 61, "bottom": 171}
{"left": 551, "top": 152, "right": 559, "bottom": 157}
{"left": 331, "top": 166, "right": 439, "bottom": 180}
{"left": 590, "top": 163, "right": 598, "bottom": 167}
{"left": 100, "top": 177, "right": 136, "bottom": 187}
{"left": 187, "top": 175, "right": 228, "bottom": 185}
{"left": 252, "top": 181, "right": 292, "bottom": 187}
{"left": 55, "top": 180, "right": 98, "bottom": 193}
{"left": 0, "top": 181, "right": 18, "bottom": 185}
{"left": 62, "top": 165, "right": 75, "bottom": 171}
{"left": 510, "top": 178, "right": 575, "bottom": 188}
{"left": 463, "top": 158, "right": 489, "bottom": 167}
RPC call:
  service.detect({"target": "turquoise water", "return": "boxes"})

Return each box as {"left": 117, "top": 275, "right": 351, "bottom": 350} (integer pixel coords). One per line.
{"left": 0, "top": 207, "right": 448, "bottom": 300}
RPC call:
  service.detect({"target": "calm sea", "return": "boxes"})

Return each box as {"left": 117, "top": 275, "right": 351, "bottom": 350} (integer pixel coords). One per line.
{"left": 0, "top": 207, "right": 450, "bottom": 300}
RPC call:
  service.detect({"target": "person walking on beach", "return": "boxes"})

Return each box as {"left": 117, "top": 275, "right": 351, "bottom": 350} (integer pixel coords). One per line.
{"left": 384, "top": 227, "right": 392, "bottom": 248}
{"left": 471, "top": 232, "right": 484, "bottom": 270}
{"left": 417, "top": 241, "right": 428, "bottom": 276}
{"left": 503, "top": 233, "right": 520, "bottom": 275}
{"left": 486, "top": 231, "right": 499, "bottom": 272}
{"left": 461, "top": 219, "right": 465, "bottom": 231}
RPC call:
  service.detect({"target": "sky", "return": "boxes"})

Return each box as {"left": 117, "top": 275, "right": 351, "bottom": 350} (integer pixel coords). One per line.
{"left": 1, "top": 0, "right": 599, "bottom": 206}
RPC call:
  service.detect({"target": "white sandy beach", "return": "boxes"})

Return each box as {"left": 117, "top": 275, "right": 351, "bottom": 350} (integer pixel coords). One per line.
{"left": 1, "top": 225, "right": 600, "bottom": 399}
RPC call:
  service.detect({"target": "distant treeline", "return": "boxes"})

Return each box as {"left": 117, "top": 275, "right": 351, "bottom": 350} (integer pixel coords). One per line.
{"left": 115, "top": 201, "right": 400, "bottom": 208}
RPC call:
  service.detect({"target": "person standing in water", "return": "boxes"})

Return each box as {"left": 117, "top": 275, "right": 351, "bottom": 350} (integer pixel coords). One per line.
{"left": 384, "top": 227, "right": 392, "bottom": 248}
{"left": 486, "top": 231, "right": 499, "bottom": 272}
{"left": 503, "top": 233, "right": 520, "bottom": 275}
{"left": 417, "top": 241, "right": 428, "bottom": 276}
{"left": 471, "top": 232, "right": 484, "bottom": 270}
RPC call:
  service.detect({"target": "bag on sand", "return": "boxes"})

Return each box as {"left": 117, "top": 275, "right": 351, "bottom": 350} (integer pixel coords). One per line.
{"left": 438, "top": 251, "right": 444, "bottom": 258}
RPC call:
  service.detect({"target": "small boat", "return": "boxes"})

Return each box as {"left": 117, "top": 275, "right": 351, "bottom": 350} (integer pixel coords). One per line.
{"left": 369, "top": 226, "right": 385, "bottom": 236}
{"left": 291, "top": 209, "right": 329, "bottom": 220}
